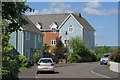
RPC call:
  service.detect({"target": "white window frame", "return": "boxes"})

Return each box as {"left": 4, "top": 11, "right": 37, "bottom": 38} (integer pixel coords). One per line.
{"left": 51, "top": 28, "right": 56, "bottom": 33}
{"left": 35, "top": 23, "right": 42, "bottom": 30}
{"left": 25, "top": 31, "right": 30, "bottom": 40}
{"left": 38, "top": 35, "right": 42, "bottom": 42}
{"left": 68, "top": 25, "right": 74, "bottom": 33}
{"left": 51, "top": 40, "right": 56, "bottom": 46}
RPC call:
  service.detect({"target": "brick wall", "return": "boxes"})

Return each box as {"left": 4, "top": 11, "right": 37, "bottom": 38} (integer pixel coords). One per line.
{"left": 42, "top": 30, "right": 59, "bottom": 51}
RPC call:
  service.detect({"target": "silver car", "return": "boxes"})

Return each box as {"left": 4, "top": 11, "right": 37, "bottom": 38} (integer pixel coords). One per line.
{"left": 37, "top": 58, "right": 55, "bottom": 73}
{"left": 100, "top": 53, "right": 110, "bottom": 65}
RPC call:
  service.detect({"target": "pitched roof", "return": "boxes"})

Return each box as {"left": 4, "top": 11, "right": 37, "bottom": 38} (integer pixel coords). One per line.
{"left": 2, "top": 15, "right": 42, "bottom": 35}
{"left": 26, "top": 13, "right": 95, "bottom": 31}
{"left": 72, "top": 14, "right": 95, "bottom": 31}
{"left": 27, "top": 13, "right": 69, "bottom": 30}
{"left": 22, "top": 15, "right": 42, "bottom": 34}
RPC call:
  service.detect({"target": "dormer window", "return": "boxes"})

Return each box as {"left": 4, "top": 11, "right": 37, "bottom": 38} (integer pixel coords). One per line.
{"left": 68, "top": 25, "right": 74, "bottom": 33}
{"left": 51, "top": 28, "right": 56, "bottom": 33}
{"left": 35, "top": 23, "right": 42, "bottom": 30}
{"left": 49, "top": 22, "right": 57, "bottom": 33}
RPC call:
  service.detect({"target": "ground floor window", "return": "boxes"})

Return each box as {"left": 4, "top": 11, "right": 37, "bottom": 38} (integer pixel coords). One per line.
{"left": 51, "top": 40, "right": 56, "bottom": 46}
{"left": 65, "top": 40, "right": 69, "bottom": 45}
{"left": 25, "top": 50, "right": 30, "bottom": 60}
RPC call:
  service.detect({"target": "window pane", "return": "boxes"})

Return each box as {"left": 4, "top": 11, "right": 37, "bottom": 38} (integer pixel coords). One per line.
{"left": 52, "top": 28, "right": 56, "bottom": 33}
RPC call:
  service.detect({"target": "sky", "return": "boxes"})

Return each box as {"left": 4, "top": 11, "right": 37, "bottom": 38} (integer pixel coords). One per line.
{"left": 25, "top": 2, "right": 118, "bottom": 46}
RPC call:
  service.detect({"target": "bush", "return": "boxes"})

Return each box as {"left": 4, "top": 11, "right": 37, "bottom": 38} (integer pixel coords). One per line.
{"left": 69, "top": 36, "right": 97, "bottom": 63}
{"left": 107, "top": 62, "right": 110, "bottom": 69}
{"left": 32, "top": 49, "right": 41, "bottom": 64}
{"left": 54, "top": 37, "right": 66, "bottom": 61}
{"left": 96, "top": 45, "right": 110, "bottom": 61}
{"left": 109, "top": 49, "right": 120, "bottom": 62}
{"left": 2, "top": 44, "right": 20, "bottom": 80}
{"left": 43, "top": 43, "right": 51, "bottom": 54}
{"left": 17, "top": 55, "right": 28, "bottom": 67}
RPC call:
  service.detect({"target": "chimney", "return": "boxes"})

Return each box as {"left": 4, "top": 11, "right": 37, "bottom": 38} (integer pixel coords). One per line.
{"left": 74, "top": 13, "right": 81, "bottom": 17}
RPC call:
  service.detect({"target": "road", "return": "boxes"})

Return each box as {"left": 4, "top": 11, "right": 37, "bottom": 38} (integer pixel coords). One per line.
{"left": 36, "top": 62, "right": 103, "bottom": 78}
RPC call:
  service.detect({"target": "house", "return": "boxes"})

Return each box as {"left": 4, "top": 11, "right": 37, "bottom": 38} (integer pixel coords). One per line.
{"left": 27, "top": 13, "right": 95, "bottom": 51}
{"left": 7, "top": 15, "right": 43, "bottom": 63}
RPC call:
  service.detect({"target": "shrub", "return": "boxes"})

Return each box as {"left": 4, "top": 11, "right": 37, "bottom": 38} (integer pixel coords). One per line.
{"left": 43, "top": 43, "right": 51, "bottom": 54}
{"left": 17, "top": 55, "right": 28, "bottom": 67}
{"left": 54, "top": 37, "right": 66, "bottom": 61}
{"left": 2, "top": 44, "right": 20, "bottom": 79}
{"left": 32, "top": 49, "right": 41, "bottom": 64}
{"left": 109, "top": 49, "right": 120, "bottom": 62}
{"left": 69, "top": 36, "right": 97, "bottom": 63}
{"left": 96, "top": 45, "right": 110, "bottom": 61}
{"left": 107, "top": 62, "right": 110, "bottom": 69}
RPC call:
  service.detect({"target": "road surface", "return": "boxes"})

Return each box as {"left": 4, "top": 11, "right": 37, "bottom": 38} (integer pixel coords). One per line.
{"left": 36, "top": 62, "right": 103, "bottom": 78}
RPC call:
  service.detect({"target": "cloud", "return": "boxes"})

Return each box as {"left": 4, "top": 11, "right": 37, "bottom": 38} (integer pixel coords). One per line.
{"left": 85, "top": 2, "right": 102, "bottom": 8}
{"left": 26, "top": 2, "right": 73, "bottom": 15}
{"left": 82, "top": 2, "right": 118, "bottom": 16}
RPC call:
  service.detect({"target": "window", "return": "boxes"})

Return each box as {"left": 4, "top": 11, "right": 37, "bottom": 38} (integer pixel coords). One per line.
{"left": 25, "top": 32, "right": 30, "bottom": 40}
{"left": 65, "top": 40, "right": 69, "bottom": 45}
{"left": 25, "top": 50, "right": 30, "bottom": 60}
{"left": 51, "top": 28, "right": 56, "bottom": 33}
{"left": 38, "top": 35, "right": 42, "bottom": 42}
{"left": 51, "top": 40, "right": 56, "bottom": 46}
{"left": 68, "top": 25, "right": 73, "bottom": 33}
{"left": 35, "top": 23, "right": 42, "bottom": 30}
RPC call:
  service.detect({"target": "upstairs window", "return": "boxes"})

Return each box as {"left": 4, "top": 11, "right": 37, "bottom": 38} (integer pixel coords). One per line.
{"left": 25, "top": 32, "right": 30, "bottom": 40}
{"left": 51, "top": 40, "right": 56, "bottom": 46}
{"left": 68, "top": 25, "right": 74, "bottom": 33}
{"left": 38, "top": 35, "right": 42, "bottom": 42}
{"left": 35, "top": 23, "right": 42, "bottom": 30}
{"left": 51, "top": 28, "right": 56, "bottom": 33}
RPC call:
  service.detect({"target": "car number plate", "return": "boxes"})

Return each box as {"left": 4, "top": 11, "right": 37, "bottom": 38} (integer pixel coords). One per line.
{"left": 42, "top": 68, "right": 49, "bottom": 70}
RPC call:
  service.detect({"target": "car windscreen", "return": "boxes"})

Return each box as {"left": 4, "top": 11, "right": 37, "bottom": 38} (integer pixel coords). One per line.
{"left": 103, "top": 54, "right": 110, "bottom": 57}
{"left": 39, "top": 59, "right": 52, "bottom": 63}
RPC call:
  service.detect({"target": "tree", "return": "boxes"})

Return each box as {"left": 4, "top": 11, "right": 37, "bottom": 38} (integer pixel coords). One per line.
{"left": 2, "top": 2, "right": 34, "bottom": 79}
{"left": 101, "top": 45, "right": 109, "bottom": 53}
{"left": 69, "top": 36, "right": 96, "bottom": 63}
{"left": 96, "top": 45, "right": 110, "bottom": 61}
{"left": 54, "top": 37, "right": 66, "bottom": 62}
{"left": 43, "top": 43, "right": 51, "bottom": 54}
{"left": 2, "top": 2, "right": 35, "bottom": 33}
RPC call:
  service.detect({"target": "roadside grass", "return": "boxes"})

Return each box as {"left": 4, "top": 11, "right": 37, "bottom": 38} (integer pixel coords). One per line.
{"left": 107, "top": 62, "right": 110, "bottom": 70}
{"left": 19, "top": 67, "right": 28, "bottom": 70}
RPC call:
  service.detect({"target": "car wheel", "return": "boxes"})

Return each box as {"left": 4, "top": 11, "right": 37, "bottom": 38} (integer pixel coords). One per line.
{"left": 37, "top": 71, "right": 40, "bottom": 74}
{"left": 52, "top": 71, "right": 55, "bottom": 74}
{"left": 100, "top": 62, "right": 102, "bottom": 65}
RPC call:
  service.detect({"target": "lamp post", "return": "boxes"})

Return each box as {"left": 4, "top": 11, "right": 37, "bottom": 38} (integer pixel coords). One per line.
{"left": 65, "top": 31, "right": 68, "bottom": 64}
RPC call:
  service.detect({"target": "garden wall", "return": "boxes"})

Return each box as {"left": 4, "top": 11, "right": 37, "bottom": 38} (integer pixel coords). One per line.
{"left": 109, "top": 62, "right": 120, "bottom": 73}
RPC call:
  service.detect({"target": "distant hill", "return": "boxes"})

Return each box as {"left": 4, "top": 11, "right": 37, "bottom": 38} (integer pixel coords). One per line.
{"left": 96, "top": 46, "right": 119, "bottom": 49}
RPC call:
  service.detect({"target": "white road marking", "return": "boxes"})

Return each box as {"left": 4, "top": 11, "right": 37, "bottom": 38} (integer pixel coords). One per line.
{"left": 91, "top": 70, "right": 111, "bottom": 78}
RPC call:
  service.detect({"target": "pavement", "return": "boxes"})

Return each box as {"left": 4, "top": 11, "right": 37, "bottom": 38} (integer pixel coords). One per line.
{"left": 92, "top": 65, "right": 119, "bottom": 78}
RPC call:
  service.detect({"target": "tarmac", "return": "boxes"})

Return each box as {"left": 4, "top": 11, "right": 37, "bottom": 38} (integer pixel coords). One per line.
{"left": 92, "top": 65, "right": 119, "bottom": 79}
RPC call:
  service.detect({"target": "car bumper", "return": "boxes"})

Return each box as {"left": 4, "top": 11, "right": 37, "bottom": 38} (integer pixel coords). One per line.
{"left": 100, "top": 61, "right": 108, "bottom": 64}
{"left": 37, "top": 66, "right": 55, "bottom": 72}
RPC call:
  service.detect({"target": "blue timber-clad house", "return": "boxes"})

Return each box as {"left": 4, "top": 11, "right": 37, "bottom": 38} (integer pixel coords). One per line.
{"left": 27, "top": 13, "right": 95, "bottom": 51}
{"left": 8, "top": 15, "right": 43, "bottom": 63}
{"left": 59, "top": 13, "right": 95, "bottom": 51}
